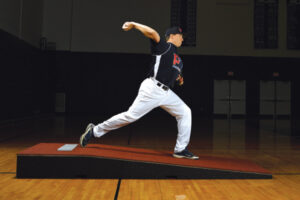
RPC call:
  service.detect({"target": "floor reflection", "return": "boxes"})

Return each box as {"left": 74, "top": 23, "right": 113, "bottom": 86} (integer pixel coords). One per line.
{"left": 211, "top": 119, "right": 292, "bottom": 151}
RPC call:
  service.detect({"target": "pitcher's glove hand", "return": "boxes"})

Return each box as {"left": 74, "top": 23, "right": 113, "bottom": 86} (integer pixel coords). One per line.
{"left": 176, "top": 74, "right": 184, "bottom": 86}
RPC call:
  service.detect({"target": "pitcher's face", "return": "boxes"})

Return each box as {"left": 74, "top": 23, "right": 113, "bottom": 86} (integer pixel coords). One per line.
{"left": 173, "top": 34, "right": 184, "bottom": 47}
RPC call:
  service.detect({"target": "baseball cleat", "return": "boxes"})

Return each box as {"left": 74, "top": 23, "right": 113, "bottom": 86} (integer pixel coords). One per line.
{"left": 79, "top": 123, "right": 95, "bottom": 147}
{"left": 85, "top": 123, "right": 95, "bottom": 132}
{"left": 173, "top": 148, "right": 199, "bottom": 160}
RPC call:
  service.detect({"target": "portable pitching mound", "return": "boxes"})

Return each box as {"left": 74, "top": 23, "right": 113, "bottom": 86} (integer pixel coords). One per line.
{"left": 17, "top": 143, "right": 272, "bottom": 179}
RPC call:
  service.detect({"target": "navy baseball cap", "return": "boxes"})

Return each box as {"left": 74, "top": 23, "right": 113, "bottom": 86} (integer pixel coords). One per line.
{"left": 165, "top": 27, "right": 183, "bottom": 37}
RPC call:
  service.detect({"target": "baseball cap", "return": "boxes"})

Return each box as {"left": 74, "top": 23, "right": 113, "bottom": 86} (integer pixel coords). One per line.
{"left": 165, "top": 27, "right": 183, "bottom": 37}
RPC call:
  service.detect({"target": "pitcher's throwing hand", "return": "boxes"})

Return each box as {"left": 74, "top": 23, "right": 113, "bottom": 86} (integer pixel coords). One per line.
{"left": 122, "top": 22, "right": 135, "bottom": 31}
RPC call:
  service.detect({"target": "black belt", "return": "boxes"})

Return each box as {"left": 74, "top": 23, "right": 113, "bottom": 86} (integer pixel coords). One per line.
{"left": 156, "top": 82, "right": 169, "bottom": 91}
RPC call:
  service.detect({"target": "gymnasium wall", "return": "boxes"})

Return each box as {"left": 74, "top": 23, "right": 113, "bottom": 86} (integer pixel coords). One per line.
{"left": 52, "top": 51, "right": 299, "bottom": 118}
{"left": 0, "top": 29, "right": 54, "bottom": 121}
{"left": 1, "top": 0, "right": 300, "bottom": 123}
{"left": 2, "top": 0, "right": 300, "bottom": 57}
{"left": 42, "top": 0, "right": 300, "bottom": 58}
{"left": 0, "top": 0, "right": 21, "bottom": 37}
{"left": 0, "top": 0, "right": 43, "bottom": 48}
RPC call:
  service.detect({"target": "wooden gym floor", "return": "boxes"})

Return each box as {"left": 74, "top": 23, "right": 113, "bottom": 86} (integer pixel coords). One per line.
{"left": 0, "top": 114, "right": 299, "bottom": 200}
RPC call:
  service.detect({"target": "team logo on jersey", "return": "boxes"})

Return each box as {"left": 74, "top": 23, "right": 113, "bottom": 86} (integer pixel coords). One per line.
{"left": 172, "top": 53, "right": 182, "bottom": 73}
{"left": 173, "top": 53, "right": 180, "bottom": 65}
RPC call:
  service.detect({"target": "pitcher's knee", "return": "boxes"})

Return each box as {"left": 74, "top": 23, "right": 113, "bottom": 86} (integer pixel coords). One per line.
{"left": 183, "top": 105, "right": 191, "bottom": 118}
{"left": 176, "top": 105, "right": 191, "bottom": 120}
{"left": 124, "top": 112, "right": 139, "bottom": 123}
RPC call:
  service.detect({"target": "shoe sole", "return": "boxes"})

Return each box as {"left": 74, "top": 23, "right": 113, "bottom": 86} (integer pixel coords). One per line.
{"left": 79, "top": 123, "right": 95, "bottom": 147}
{"left": 79, "top": 127, "right": 92, "bottom": 147}
{"left": 85, "top": 123, "right": 95, "bottom": 132}
{"left": 173, "top": 154, "right": 199, "bottom": 160}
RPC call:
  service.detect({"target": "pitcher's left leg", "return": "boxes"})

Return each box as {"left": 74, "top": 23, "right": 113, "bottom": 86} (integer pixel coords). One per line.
{"left": 160, "top": 90, "right": 198, "bottom": 159}
{"left": 159, "top": 90, "right": 192, "bottom": 152}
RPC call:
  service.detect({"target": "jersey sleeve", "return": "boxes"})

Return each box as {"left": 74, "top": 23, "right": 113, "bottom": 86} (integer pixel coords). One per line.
{"left": 150, "top": 39, "right": 169, "bottom": 55}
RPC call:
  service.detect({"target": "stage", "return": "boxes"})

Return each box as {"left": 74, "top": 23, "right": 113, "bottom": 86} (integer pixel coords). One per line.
{"left": 17, "top": 143, "right": 272, "bottom": 179}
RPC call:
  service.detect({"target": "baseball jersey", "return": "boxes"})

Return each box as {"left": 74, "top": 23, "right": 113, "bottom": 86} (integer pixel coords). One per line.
{"left": 149, "top": 39, "right": 183, "bottom": 88}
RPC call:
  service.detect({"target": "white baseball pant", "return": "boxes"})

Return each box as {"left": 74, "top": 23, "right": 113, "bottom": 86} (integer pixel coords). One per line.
{"left": 93, "top": 77, "right": 192, "bottom": 153}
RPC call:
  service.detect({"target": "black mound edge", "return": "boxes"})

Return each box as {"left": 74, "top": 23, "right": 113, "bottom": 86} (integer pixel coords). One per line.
{"left": 16, "top": 155, "right": 272, "bottom": 179}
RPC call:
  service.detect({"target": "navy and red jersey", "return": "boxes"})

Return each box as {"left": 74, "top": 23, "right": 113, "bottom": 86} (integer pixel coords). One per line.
{"left": 149, "top": 39, "right": 183, "bottom": 88}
